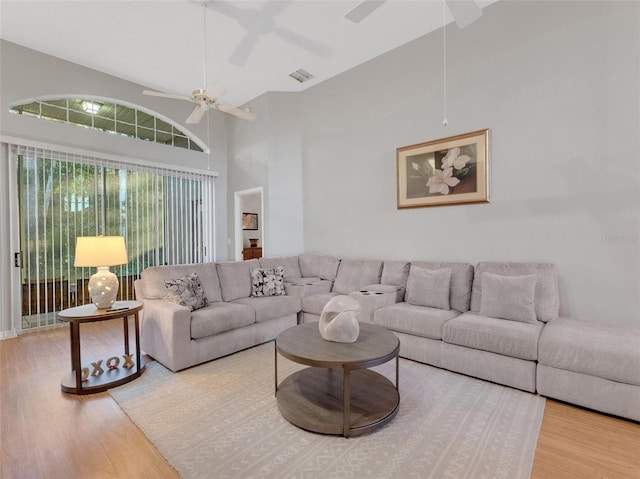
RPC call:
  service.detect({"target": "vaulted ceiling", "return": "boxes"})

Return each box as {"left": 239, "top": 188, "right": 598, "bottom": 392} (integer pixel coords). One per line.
{"left": 1, "top": 1, "right": 496, "bottom": 108}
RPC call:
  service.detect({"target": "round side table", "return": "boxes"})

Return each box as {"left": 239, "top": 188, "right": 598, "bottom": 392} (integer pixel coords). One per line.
{"left": 58, "top": 300, "right": 145, "bottom": 395}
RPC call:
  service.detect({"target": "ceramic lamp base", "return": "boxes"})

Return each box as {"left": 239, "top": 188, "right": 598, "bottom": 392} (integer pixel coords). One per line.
{"left": 88, "top": 266, "right": 119, "bottom": 309}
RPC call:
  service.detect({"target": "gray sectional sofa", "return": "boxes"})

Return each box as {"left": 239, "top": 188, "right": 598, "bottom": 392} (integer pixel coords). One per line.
{"left": 134, "top": 253, "right": 640, "bottom": 422}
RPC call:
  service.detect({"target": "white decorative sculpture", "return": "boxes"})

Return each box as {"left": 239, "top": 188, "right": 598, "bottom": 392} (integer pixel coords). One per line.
{"left": 319, "top": 295, "right": 361, "bottom": 343}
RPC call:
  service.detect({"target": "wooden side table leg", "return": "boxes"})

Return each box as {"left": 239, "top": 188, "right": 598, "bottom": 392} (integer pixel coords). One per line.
{"left": 343, "top": 367, "right": 351, "bottom": 437}
{"left": 123, "top": 314, "right": 130, "bottom": 357}
{"left": 134, "top": 312, "right": 141, "bottom": 372}
{"left": 71, "top": 322, "right": 82, "bottom": 393}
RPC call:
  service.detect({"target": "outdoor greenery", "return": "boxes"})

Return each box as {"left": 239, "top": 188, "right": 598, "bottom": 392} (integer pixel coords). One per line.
{"left": 19, "top": 154, "right": 204, "bottom": 294}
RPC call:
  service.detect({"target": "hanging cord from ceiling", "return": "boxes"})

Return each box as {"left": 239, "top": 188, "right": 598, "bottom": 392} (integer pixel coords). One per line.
{"left": 442, "top": 0, "right": 448, "bottom": 127}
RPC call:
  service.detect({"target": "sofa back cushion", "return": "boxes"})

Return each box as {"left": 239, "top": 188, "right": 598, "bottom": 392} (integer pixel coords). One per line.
{"left": 381, "top": 261, "right": 410, "bottom": 288}
{"left": 216, "top": 259, "right": 259, "bottom": 302}
{"left": 298, "top": 253, "right": 340, "bottom": 281}
{"left": 139, "top": 262, "right": 222, "bottom": 303}
{"left": 471, "top": 262, "right": 559, "bottom": 322}
{"left": 405, "top": 266, "right": 452, "bottom": 310}
{"left": 479, "top": 272, "right": 537, "bottom": 323}
{"left": 259, "top": 256, "right": 301, "bottom": 280}
{"left": 332, "top": 259, "right": 383, "bottom": 294}
{"left": 409, "top": 261, "right": 474, "bottom": 312}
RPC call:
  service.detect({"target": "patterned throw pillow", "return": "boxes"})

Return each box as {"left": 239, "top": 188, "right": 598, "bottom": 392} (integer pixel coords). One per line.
{"left": 164, "top": 273, "right": 208, "bottom": 311}
{"left": 251, "top": 267, "right": 286, "bottom": 297}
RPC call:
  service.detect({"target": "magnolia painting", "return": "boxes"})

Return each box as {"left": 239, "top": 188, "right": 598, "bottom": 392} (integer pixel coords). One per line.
{"left": 397, "top": 129, "right": 489, "bottom": 208}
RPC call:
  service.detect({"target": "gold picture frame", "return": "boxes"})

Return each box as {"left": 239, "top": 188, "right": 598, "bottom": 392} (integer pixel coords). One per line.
{"left": 397, "top": 129, "right": 490, "bottom": 208}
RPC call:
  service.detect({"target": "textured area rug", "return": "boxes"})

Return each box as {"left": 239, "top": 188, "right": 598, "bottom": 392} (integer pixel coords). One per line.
{"left": 110, "top": 343, "right": 545, "bottom": 479}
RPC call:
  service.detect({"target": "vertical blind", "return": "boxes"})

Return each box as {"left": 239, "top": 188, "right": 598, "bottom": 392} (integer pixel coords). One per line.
{"left": 12, "top": 144, "right": 215, "bottom": 330}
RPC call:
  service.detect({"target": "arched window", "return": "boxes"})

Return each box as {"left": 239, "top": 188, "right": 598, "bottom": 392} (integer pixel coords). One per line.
{"left": 9, "top": 96, "right": 208, "bottom": 153}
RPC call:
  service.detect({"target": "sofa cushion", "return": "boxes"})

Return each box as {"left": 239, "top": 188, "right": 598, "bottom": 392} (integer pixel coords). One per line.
{"left": 258, "top": 256, "right": 301, "bottom": 280}
{"left": 298, "top": 253, "right": 340, "bottom": 281}
{"left": 443, "top": 312, "right": 544, "bottom": 360}
{"left": 250, "top": 267, "right": 285, "bottom": 297}
{"left": 538, "top": 317, "right": 640, "bottom": 386}
{"left": 374, "top": 303, "right": 459, "bottom": 340}
{"left": 284, "top": 277, "right": 322, "bottom": 285}
{"left": 406, "top": 266, "right": 451, "bottom": 310}
{"left": 301, "top": 292, "right": 339, "bottom": 316}
{"left": 479, "top": 273, "right": 537, "bottom": 323}
{"left": 190, "top": 302, "right": 255, "bottom": 339}
{"left": 216, "top": 259, "right": 259, "bottom": 302}
{"left": 232, "top": 295, "right": 302, "bottom": 323}
{"left": 381, "top": 260, "right": 410, "bottom": 288}
{"left": 140, "top": 262, "right": 222, "bottom": 303}
{"left": 471, "top": 262, "right": 559, "bottom": 322}
{"left": 163, "top": 273, "right": 208, "bottom": 311}
{"left": 332, "top": 259, "right": 383, "bottom": 294}
{"left": 410, "top": 261, "right": 474, "bottom": 313}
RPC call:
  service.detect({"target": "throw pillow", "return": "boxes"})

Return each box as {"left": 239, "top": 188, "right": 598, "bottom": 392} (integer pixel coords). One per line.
{"left": 479, "top": 272, "right": 537, "bottom": 323}
{"left": 163, "top": 273, "right": 208, "bottom": 311}
{"left": 251, "top": 267, "right": 286, "bottom": 297}
{"left": 405, "top": 266, "right": 451, "bottom": 310}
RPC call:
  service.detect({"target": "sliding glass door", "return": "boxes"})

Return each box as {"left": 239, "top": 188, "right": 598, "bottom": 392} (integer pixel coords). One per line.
{"left": 14, "top": 145, "right": 214, "bottom": 330}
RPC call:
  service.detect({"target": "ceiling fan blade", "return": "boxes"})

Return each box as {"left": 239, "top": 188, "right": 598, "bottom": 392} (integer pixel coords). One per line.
{"left": 186, "top": 104, "right": 207, "bottom": 124}
{"left": 205, "top": 83, "right": 228, "bottom": 100}
{"left": 215, "top": 103, "right": 257, "bottom": 122}
{"left": 229, "top": 31, "right": 260, "bottom": 66}
{"left": 345, "top": 0, "right": 387, "bottom": 23}
{"left": 273, "top": 27, "right": 333, "bottom": 59}
{"left": 143, "top": 90, "right": 193, "bottom": 102}
{"left": 445, "top": 0, "right": 483, "bottom": 28}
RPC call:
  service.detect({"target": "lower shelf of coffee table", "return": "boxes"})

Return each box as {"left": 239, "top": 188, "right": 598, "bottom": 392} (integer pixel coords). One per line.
{"left": 276, "top": 367, "right": 399, "bottom": 436}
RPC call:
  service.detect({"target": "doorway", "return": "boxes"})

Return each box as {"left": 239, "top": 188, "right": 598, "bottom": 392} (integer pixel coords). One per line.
{"left": 234, "top": 187, "right": 264, "bottom": 261}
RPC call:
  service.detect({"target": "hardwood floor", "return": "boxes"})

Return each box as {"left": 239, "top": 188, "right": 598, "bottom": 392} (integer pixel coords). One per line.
{"left": 0, "top": 320, "right": 178, "bottom": 479}
{"left": 1, "top": 321, "right": 638, "bottom": 479}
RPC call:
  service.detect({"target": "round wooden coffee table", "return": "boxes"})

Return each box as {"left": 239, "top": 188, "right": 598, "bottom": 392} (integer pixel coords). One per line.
{"left": 275, "top": 322, "right": 400, "bottom": 437}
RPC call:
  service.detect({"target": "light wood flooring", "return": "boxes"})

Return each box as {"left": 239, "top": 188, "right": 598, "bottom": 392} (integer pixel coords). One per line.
{"left": 1, "top": 320, "right": 638, "bottom": 479}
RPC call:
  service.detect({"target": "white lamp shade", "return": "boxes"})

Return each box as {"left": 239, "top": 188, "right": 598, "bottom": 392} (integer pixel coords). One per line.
{"left": 74, "top": 236, "right": 128, "bottom": 267}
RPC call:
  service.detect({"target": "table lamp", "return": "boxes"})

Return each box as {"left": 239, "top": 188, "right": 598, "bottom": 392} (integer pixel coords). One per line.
{"left": 74, "top": 236, "right": 128, "bottom": 309}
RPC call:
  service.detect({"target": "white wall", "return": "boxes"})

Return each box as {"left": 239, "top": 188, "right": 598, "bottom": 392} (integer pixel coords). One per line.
{"left": 297, "top": 1, "right": 639, "bottom": 325}
{"left": 227, "top": 93, "right": 304, "bottom": 258}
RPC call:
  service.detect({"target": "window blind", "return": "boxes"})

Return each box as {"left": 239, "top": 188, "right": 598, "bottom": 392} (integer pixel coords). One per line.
{"left": 11, "top": 144, "right": 215, "bottom": 330}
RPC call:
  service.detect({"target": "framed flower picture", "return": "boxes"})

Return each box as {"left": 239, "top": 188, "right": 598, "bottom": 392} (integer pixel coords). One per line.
{"left": 397, "top": 129, "right": 490, "bottom": 208}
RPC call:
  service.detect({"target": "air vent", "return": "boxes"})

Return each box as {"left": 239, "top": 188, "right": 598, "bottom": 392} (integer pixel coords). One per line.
{"left": 289, "top": 69, "right": 314, "bottom": 83}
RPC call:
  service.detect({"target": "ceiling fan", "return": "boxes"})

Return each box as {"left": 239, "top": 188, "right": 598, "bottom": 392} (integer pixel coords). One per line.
{"left": 207, "top": 0, "right": 332, "bottom": 67}
{"left": 143, "top": 84, "right": 255, "bottom": 124}
{"left": 143, "top": 3, "right": 256, "bottom": 123}
{"left": 345, "top": 0, "right": 483, "bottom": 29}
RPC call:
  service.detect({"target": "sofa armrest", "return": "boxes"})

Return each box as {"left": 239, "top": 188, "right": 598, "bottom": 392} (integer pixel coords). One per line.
{"left": 140, "top": 298, "right": 192, "bottom": 372}
{"left": 134, "top": 279, "right": 145, "bottom": 301}
{"left": 285, "top": 279, "right": 333, "bottom": 298}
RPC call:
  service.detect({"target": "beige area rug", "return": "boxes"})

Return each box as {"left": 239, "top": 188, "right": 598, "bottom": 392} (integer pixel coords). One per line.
{"left": 110, "top": 342, "right": 545, "bottom": 479}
